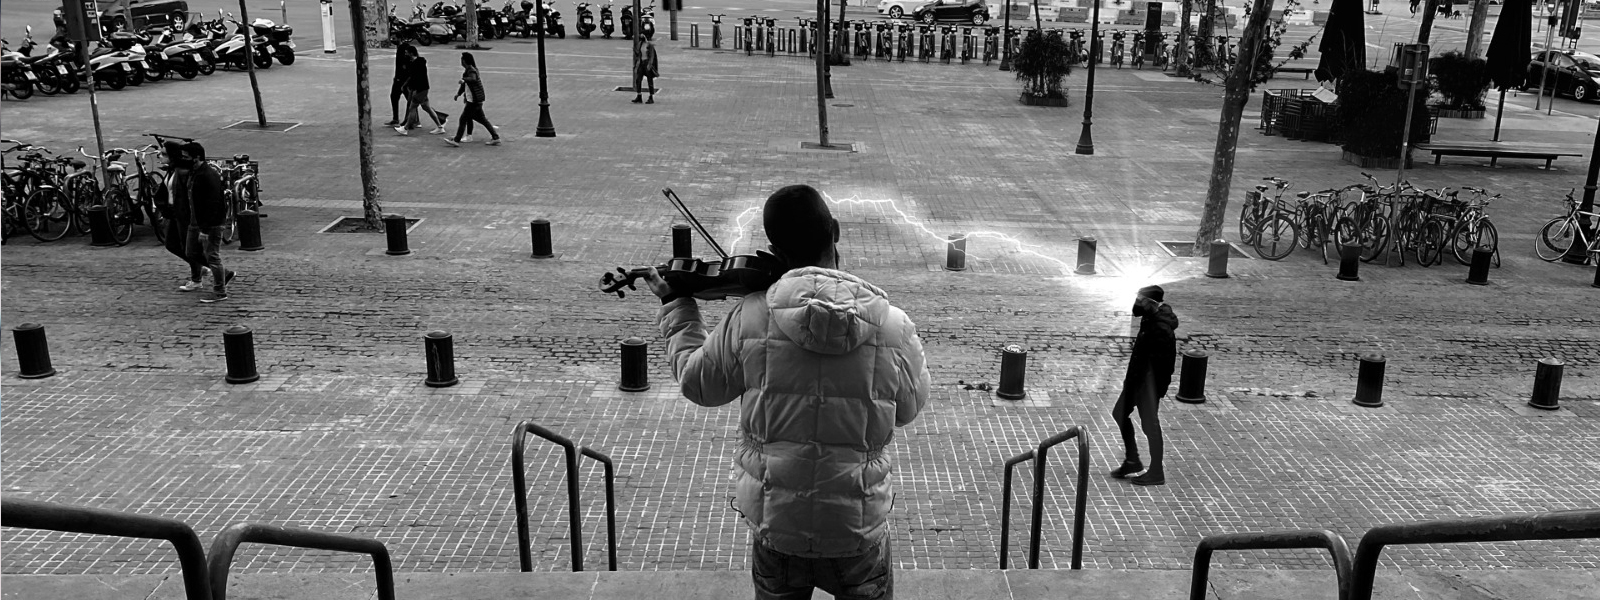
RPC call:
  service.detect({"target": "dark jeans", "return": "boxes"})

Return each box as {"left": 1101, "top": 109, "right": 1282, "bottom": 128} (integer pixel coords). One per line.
{"left": 389, "top": 78, "right": 406, "bottom": 122}
{"left": 1111, "top": 387, "right": 1162, "bottom": 470}
{"left": 165, "top": 217, "right": 204, "bottom": 281}
{"left": 453, "top": 101, "right": 498, "bottom": 140}
{"left": 752, "top": 540, "right": 892, "bottom": 600}
{"left": 185, "top": 225, "right": 228, "bottom": 293}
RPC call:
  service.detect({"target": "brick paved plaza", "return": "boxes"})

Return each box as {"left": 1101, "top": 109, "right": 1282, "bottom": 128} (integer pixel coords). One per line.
{"left": 2, "top": 0, "right": 1598, "bottom": 590}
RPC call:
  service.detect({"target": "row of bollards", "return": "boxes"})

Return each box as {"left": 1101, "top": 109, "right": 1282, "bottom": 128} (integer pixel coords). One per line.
{"left": 941, "top": 234, "right": 1100, "bottom": 274}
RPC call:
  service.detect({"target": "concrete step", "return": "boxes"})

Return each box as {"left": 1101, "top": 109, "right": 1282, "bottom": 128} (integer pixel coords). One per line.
{"left": 4, "top": 568, "right": 1598, "bottom": 599}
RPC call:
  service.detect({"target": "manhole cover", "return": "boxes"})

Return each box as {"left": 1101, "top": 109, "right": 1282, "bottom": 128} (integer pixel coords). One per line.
{"left": 1156, "top": 240, "right": 1252, "bottom": 259}
{"left": 319, "top": 216, "right": 422, "bottom": 234}
{"left": 221, "top": 120, "right": 301, "bottom": 132}
{"left": 833, "top": 103, "right": 854, "bottom": 107}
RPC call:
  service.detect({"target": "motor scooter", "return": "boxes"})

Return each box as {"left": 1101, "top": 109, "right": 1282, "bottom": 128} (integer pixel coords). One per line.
{"left": 599, "top": 1, "right": 615, "bottom": 38}
{"left": 419, "top": 2, "right": 459, "bottom": 44}
{"left": 1, "top": 35, "right": 40, "bottom": 99}
{"left": 576, "top": 2, "right": 596, "bottom": 38}
{"left": 620, "top": 4, "right": 634, "bottom": 39}
{"left": 249, "top": 17, "right": 295, "bottom": 65}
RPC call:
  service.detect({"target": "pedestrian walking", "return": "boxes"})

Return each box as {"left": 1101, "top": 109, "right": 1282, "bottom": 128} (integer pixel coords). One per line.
{"left": 445, "top": 52, "right": 502, "bottom": 147}
{"left": 384, "top": 41, "right": 414, "bottom": 126}
{"left": 177, "top": 141, "right": 236, "bottom": 303}
{"left": 395, "top": 45, "right": 449, "bottom": 136}
{"left": 632, "top": 34, "right": 657, "bottom": 104}
{"left": 643, "top": 184, "right": 930, "bottom": 600}
{"left": 160, "top": 140, "right": 210, "bottom": 291}
{"left": 1109, "top": 285, "right": 1179, "bottom": 486}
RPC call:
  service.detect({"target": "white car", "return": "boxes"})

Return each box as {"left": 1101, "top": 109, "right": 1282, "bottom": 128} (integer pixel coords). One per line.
{"left": 878, "top": 0, "right": 926, "bottom": 19}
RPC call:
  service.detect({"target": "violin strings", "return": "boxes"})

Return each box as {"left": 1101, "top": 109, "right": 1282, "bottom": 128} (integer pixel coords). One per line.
{"left": 662, "top": 188, "right": 729, "bottom": 259}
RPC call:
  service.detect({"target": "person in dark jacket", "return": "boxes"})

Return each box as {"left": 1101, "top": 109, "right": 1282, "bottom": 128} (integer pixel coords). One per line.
{"left": 632, "top": 35, "right": 657, "bottom": 104}
{"left": 385, "top": 42, "right": 414, "bottom": 126}
{"left": 160, "top": 140, "right": 210, "bottom": 291}
{"left": 445, "top": 52, "right": 502, "bottom": 147}
{"left": 643, "top": 185, "right": 930, "bottom": 600}
{"left": 395, "top": 45, "right": 449, "bottom": 135}
{"left": 1110, "top": 285, "right": 1178, "bottom": 486}
{"left": 178, "top": 141, "right": 235, "bottom": 303}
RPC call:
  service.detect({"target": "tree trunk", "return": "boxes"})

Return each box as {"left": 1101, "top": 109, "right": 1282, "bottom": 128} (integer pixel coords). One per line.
{"left": 1196, "top": 0, "right": 1214, "bottom": 68}
{"left": 1463, "top": 0, "right": 1489, "bottom": 57}
{"left": 362, "top": 0, "right": 391, "bottom": 47}
{"left": 465, "top": 0, "right": 480, "bottom": 47}
{"left": 238, "top": 0, "right": 268, "bottom": 127}
{"left": 833, "top": 0, "right": 848, "bottom": 64}
{"left": 349, "top": 0, "right": 385, "bottom": 229}
{"left": 1177, "top": 0, "right": 1192, "bottom": 74}
{"left": 1193, "top": 0, "right": 1275, "bottom": 253}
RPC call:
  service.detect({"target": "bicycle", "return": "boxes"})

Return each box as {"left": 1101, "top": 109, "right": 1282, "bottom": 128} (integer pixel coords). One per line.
{"left": 709, "top": 14, "right": 724, "bottom": 49}
{"left": 1291, "top": 187, "right": 1344, "bottom": 264}
{"left": 897, "top": 22, "right": 912, "bottom": 62}
{"left": 982, "top": 25, "right": 998, "bottom": 66}
{"left": 125, "top": 143, "right": 170, "bottom": 243}
{"left": 1536, "top": 189, "right": 1600, "bottom": 263}
{"left": 765, "top": 17, "right": 776, "bottom": 57}
{"left": 81, "top": 147, "right": 141, "bottom": 245}
{"left": 2, "top": 141, "right": 73, "bottom": 242}
{"left": 918, "top": 23, "right": 933, "bottom": 62}
{"left": 1110, "top": 30, "right": 1125, "bottom": 68}
{"left": 1446, "top": 186, "right": 1499, "bottom": 267}
{"left": 1240, "top": 176, "right": 1298, "bottom": 259}
{"left": 743, "top": 15, "right": 754, "bottom": 56}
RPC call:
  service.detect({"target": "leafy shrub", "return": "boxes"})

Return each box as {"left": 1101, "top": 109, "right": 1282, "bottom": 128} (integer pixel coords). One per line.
{"left": 1336, "top": 69, "right": 1433, "bottom": 158}
{"left": 1014, "top": 30, "right": 1073, "bottom": 98}
{"left": 1429, "top": 50, "right": 1491, "bottom": 109}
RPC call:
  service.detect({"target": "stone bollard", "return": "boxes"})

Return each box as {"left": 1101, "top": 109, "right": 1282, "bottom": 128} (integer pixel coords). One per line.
{"left": 1593, "top": 262, "right": 1600, "bottom": 288}
{"left": 383, "top": 214, "right": 411, "bottom": 256}
{"left": 1336, "top": 243, "right": 1362, "bottom": 281}
{"left": 1074, "top": 237, "right": 1097, "bottom": 275}
{"left": 1465, "top": 245, "right": 1493, "bottom": 285}
{"left": 11, "top": 323, "right": 58, "bottom": 379}
{"left": 1529, "top": 358, "right": 1564, "bottom": 410}
{"left": 424, "top": 330, "right": 460, "bottom": 388}
{"left": 236, "top": 210, "right": 265, "bottom": 251}
{"left": 945, "top": 234, "right": 967, "bottom": 271}
{"left": 1205, "top": 239, "right": 1230, "bottom": 279}
{"left": 672, "top": 224, "right": 692, "bottom": 258}
{"left": 87, "top": 205, "right": 117, "bottom": 247}
{"left": 996, "top": 344, "right": 1027, "bottom": 400}
{"left": 619, "top": 337, "right": 650, "bottom": 392}
{"left": 1351, "top": 353, "right": 1386, "bottom": 408}
{"left": 223, "top": 325, "right": 261, "bottom": 384}
{"left": 1175, "top": 348, "right": 1209, "bottom": 404}
{"left": 530, "top": 219, "right": 554, "bottom": 259}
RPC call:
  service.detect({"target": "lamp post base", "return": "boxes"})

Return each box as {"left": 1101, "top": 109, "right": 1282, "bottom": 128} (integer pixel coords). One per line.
{"left": 536, "top": 104, "right": 556, "bottom": 138}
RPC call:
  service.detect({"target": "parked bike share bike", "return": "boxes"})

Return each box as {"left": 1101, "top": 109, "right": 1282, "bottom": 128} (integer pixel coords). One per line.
{"left": 1537, "top": 189, "right": 1600, "bottom": 264}
{"left": 708, "top": 13, "right": 724, "bottom": 48}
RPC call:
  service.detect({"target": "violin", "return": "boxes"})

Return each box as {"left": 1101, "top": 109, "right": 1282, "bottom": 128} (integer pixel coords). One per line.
{"left": 599, "top": 251, "right": 785, "bottom": 300}
{"left": 599, "top": 187, "right": 786, "bottom": 300}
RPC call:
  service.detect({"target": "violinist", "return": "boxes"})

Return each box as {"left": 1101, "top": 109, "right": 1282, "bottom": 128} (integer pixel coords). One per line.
{"left": 641, "top": 184, "right": 930, "bottom": 600}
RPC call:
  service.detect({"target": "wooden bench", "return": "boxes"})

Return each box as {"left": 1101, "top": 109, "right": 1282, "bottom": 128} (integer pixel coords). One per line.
{"left": 1274, "top": 66, "right": 1315, "bottom": 80}
{"left": 1413, "top": 143, "right": 1584, "bottom": 170}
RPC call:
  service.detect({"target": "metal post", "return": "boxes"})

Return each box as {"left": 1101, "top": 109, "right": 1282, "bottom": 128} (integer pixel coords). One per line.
{"left": 1563, "top": 107, "right": 1600, "bottom": 264}
{"left": 619, "top": 337, "right": 650, "bottom": 391}
{"left": 1539, "top": 14, "right": 1556, "bottom": 111}
{"left": 1465, "top": 246, "right": 1493, "bottom": 284}
{"left": 238, "top": 0, "right": 268, "bottom": 127}
{"left": 321, "top": 0, "right": 338, "bottom": 53}
{"left": 11, "top": 323, "right": 58, "bottom": 379}
{"left": 87, "top": 206, "right": 116, "bottom": 246}
{"left": 1076, "top": 0, "right": 1101, "bottom": 155}
{"left": 1337, "top": 243, "right": 1362, "bottom": 281}
{"left": 424, "top": 330, "right": 460, "bottom": 387}
{"left": 1001, "top": 0, "right": 1014, "bottom": 70}
{"left": 530, "top": 218, "right": 553, "bottom": 258}
{"left": 945, "top": 234, "right": 967, "bottom": 271}
{"left": 237, "top": 210, "right": 264, "bottom": 251}
{"left": 76, "top": 40, "right": 110, "bottom": 195}
{"left": 1352, "top": 353, "right": 1386, "bottom": 407}
{"left": 1075, "top": 237, "right": 1098, "bottom": 274}
{"left": 537, "top": 1, "right": 557, "bottom": 137}
{"left": 671, "top": 223, "right": 692, "bottom": 257}
{"left": 996, "top": 344, "right": 1027, "bottom": 400}
{"left": 1529, "top": 358, "right": 1564, "bottom": 410}
{"left": 1205, "top": 238, "right": 1230, "bottom": 278}
{"left": 816, "top": 0, "right": 830, "bottom": 146}
{"left": 383, "top": 214, "right": 410, "bottom": 255}
{"left": 222, "top": 325, "right": 261, "bottom": 384}
{"left": 1175, "top": 349, "right": 1209, "bottom": 403}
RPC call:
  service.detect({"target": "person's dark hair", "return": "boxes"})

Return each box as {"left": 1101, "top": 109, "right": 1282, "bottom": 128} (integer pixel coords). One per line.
{"left": 161, "top": 140, "right": 185, "bottom": 157}
{"left": 1137, "top": 285, "right": 1164, "bottom": 303}
{"left": 180, "top": 141, "right": 206, "bottom": 162}
{"left": 763, "top": 185, "right": 835, "bottom": 266}
{"left": 461, "top": 52, "right": 476, "bottom": 68}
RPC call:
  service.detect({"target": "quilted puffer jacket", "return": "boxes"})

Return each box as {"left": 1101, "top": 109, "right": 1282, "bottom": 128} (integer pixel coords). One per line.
{"left": 657, "top": 266, "right": 931, "bottom": 558}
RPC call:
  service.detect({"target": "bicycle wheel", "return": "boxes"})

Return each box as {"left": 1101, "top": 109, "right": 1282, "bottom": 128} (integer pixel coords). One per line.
{"left": 1238, "top": 201, "right": 1259, "bottom": 245}
{"left": 1252, "top": 214, "right": 1297, "bottom": 260}
{"left": 234, "top": 177, "right": 261, "bottom": 213}
{"left": 103, "top": 187, "right": 135, "bottom": 245}
{"left": 24, "top": 187, "right": 72, "bottom": 242}
{"left": 1417, "top": 220, "right": 1446, "bottom": 266}
{"left": 67, "top": 178, "right": 99, "bottom": 235}
{"left": 1358, "top": 215, "right": 1389, "bottom": 263}
{"left": 1452, "top": 219, "right": 1496, "bottom": 265}
{"left": 1296, "top": 211, "right": 1315, "bottom": 250}
{"left": 1536, "top": 217, "right": 1575, "bottom": 262}
{"left": 136, "top": 173, "right": 167, "bottom": 244}
{"left": 219, "top": 189, "right": 238, "bottom": 244}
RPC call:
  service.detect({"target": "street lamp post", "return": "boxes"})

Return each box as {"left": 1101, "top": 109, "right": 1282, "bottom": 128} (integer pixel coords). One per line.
{"left": 1076, "top": 0, "right": 1102, "bottom": 154}
{"left": 536, "top": 0, "right": 556, "bottom": 137}
{"left": 1000, "top": 0, "right": 1014, "bottom": 70}
{"left": 1564, "top": 113, "right": 1600, "bottom": 264}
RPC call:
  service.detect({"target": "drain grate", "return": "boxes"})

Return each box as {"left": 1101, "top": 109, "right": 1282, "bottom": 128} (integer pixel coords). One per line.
{"left": 1156, "top": 240, "right": 1252, "bottom": 259}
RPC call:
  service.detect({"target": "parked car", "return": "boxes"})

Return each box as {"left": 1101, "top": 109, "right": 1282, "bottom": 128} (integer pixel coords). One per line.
{"left": 878, "top": 0, "right": 927, "bottom": 19}
{"left": 910, "top": 0, "right": 991, "bottom": 25}
{"left": 1526, "top": 49, "right": 1600, "bottom": 102}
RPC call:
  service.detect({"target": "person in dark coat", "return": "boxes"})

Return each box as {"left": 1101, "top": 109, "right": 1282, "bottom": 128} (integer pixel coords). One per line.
{"left": 385, "top": 42, "right": 414, "bottom": 126}
{"left": 632, "top": 34, "right": 657, "bottom": 104}
{"left": 160, "top": 140, "right": 209, "bottom": 291}
{"left": 178, "top": 141, "right": 235, "bottom": 303}
{"left": 1109, "top": 285, "right": 1178, "bottom": 486}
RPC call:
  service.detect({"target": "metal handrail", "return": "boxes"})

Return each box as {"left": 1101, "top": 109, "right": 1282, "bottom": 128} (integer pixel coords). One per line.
{"left": 1, "top": 498, "right": 212, "bottom": 600}
{"left": 1349, "top": 509, "right": 1600, "bottom": 600}
{"left": 207, "top": 523, "right": 395, "bottom": 600}
{"left": 579, "top": 446, "right": 618, "bottom": 571}
{"left": 1189, "top": 529, "right": 1351, "bottom": 600}
{"left": 997, "top": 426, "right": 1090, "bottom": 570}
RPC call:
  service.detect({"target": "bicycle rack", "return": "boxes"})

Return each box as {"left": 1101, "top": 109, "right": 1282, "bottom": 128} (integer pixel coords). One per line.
{"left": 998, "top": 426, "right": 1090, "bottom": 570}
{"left": 1, "top": 498, "right": 212, "bottom": 600}
{"left": 511, "top": 420, "right": 617, "bottom": 572}
{"left": 1349, "top": 509, "right": 1600, "bottom": 600}
{"left": 208, "top": 523, "right": 394, "bottom": 600}
{"left": 1189, "top": 529, "right": 1350, "bottom": 600}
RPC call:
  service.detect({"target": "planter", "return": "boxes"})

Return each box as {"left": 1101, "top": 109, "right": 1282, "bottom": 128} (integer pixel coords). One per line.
{"left": 1020, "top": 92, "right": 1070, "bottom": 107}
{"left": 1341, "top": 149, "right": 1413, "bottom": 169}
{"left": 1433, "top": 106, "right": 1486, "bottom": 119}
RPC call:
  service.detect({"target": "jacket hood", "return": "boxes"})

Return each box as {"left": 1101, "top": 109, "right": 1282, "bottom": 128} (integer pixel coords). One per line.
{"left": 766, "top": 267, "right": 889, "bottom": 355}
{"left": 1144, "top": 303, "right": 1179, "bottom": 331}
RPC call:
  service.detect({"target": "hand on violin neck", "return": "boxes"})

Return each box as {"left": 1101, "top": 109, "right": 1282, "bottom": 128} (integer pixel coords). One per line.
{"left": 642, "top": 266, "right": 677, "bottom": 300}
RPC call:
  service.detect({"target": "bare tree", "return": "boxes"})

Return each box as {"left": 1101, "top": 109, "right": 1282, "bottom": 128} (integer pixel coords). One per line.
{"left": 349, "top": 0, "right": 385, "bottom": 229}
{"left": 1192, "top": 0, "right": 1275, "bottom": 254}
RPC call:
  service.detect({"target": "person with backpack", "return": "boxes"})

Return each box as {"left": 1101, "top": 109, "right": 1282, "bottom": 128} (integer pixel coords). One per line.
{"left": 445, "top": 52, "right": 502, "bottom": 147}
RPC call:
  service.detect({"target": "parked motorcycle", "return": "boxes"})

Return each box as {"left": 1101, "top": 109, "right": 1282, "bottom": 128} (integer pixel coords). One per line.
{"left": 478, "top": 1, "right": 507, "bottom": 39}
{"left": 418, "top": 1, "right": 459, "bottom": 44}
{"left": 390, "top": 6, "right": 434, "bottom": 45}
{"left": 599, "top": 1, "right": 615, "bottom": 38}
{"left": 540, "top": 3, "right": 566, "bottom": 38}
{"left": 1, "top": 35, "right": 40, "bottom": 99}
{"left": 575, "top": 2, "right": 596, "bottom": 38}
{"left": 249, "top": 17, "right": 295, "bottom": 65}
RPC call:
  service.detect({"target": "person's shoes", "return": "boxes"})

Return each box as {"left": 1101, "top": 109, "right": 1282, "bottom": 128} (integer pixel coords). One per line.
{"left": 394, "top": 126, "right": 408, "bottom": 136}
{"left": 444, "top": 138, "right": 461, "bottom": 147}
{"left": 459, "top": 135, "right": 475, "bottom": 143}
{"left": 224, "top": 270, "right": 236, "bottom": 285}
{"left": 179, "top": 279, "right": 205, "bottom": 292}
{"left": 200, "top": 292, "right": 229, "bottom": 304}
{"left": 1109, "top": 459, "right": 1144, "bottom": 479}
{"left": 1131, "top": 469, "right": 1166, "bottom": 486}
{"left": 631, "top": 96, "right": 643, "bottom": 103}
{"left": 383, "top": 120, "right": 399, "bottom": 126}
{"left": 429, "top": 126, "right": 447, "bottom": 135}
{"left": 646, "top": 97, "right": 654, "bottom": 104}
{"left": 485, "top": 138, "right": 501, "bottom": 146}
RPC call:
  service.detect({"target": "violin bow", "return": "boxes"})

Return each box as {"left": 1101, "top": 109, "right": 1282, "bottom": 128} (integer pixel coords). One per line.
{"left": 661, "top": 188, "right": 729, "bottom": 260}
